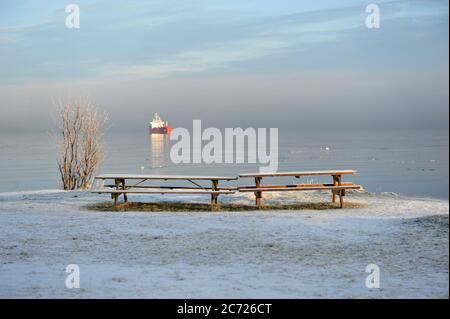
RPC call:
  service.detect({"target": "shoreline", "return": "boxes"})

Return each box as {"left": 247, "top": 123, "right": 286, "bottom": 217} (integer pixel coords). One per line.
{"left": 1, "top": 188, "right": 448, "bottom": 202}
{"left": 0, "top": 189, "right": 448, "bottom": 218}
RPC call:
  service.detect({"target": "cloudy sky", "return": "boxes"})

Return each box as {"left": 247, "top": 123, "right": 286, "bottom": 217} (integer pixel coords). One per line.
{"left": 0, "top": 0, "right": 448, "bottom": 132}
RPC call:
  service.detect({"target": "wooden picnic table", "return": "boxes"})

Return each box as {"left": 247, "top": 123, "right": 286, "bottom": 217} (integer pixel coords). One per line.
{"left": 238, "top": 170, "right": 361, "bottom": 208}
{"left": 92, "top": 174, "right": 238, "bottom": 207}
{"left": 91, "top": 170, "right": 362, "bottom": 210}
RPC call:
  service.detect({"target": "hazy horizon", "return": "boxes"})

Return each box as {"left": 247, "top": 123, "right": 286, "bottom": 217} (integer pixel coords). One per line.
{"left": 0, "top": 0, "right": 448, "bottom": 133}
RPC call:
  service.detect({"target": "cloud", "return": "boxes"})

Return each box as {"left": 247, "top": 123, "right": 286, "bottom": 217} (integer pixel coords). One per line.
{"left": 103, "top": 38, "right": 290, "bottom": 79}
{"left": 0, "top": 0, "right": 447, "bottom": 84}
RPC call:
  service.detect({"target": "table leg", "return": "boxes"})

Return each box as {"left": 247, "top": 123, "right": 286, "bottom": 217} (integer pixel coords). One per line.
{"left": 114, "top": 178, "right": 127, "bottom": 204}
{"left": 121, "top": 179, "right": 128, "bottom": 203}
{"left": 337, "top": 175, "right": 344, "bottom": 208}
{"left": 255, "top": 177, "right": 262, "bottom": 208}
{"left": 211, "top": 179, "right": 219, "bottom": 208}
{"left": 332, "top": 175, "right": 337, "bottom": 203}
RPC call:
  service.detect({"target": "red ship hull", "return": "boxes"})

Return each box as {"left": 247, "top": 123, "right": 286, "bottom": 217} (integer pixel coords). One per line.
{"left": 150, "top": 127, "right": 172, "bottom": 134}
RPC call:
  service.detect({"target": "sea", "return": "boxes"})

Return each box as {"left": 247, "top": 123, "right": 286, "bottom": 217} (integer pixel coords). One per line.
{"left": 0, "top": 129, "right": 448, "bottom": 199}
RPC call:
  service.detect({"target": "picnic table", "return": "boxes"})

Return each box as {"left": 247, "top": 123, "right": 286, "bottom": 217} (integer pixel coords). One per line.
{"left": 238, "top": 170, "right": 362, "bottom": 208}
{"left": 92, "top": 174, "right": 237, "bottom": 208}
{"left": 91, "top": 170, "right": 362, "bottom": 210}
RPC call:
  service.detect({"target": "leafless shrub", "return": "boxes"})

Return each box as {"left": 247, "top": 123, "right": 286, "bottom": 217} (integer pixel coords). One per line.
{"left": 53, "top": 97, "right": 108, "bottom": 190}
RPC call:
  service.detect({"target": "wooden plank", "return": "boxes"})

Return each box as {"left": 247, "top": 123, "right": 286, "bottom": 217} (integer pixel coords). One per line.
{"left": 114, "top": 185, "right": 238, "bottom": 191}
{"left": 95, "top": 174, "right": 238, "bottom": 181}
{"left": 238, "top": 185, "right": 361, "bottom": 192}
{"left": 239, "top": 170, "right": 357, "bottom": 178}
{"left": 238, "top": 182, "right": 356, "bottom": 189}
{"left": 91, "top": 189, "right": 236, "bottom": 195}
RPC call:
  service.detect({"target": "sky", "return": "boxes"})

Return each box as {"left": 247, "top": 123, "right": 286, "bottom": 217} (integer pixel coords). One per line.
{"left": 0, "top": 0, "right": 448, "bottom": 132}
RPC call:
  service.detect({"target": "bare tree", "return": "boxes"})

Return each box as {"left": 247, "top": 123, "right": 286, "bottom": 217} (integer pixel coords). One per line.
{"left": 54, "top": 97, "right": 108, "bottom": 190}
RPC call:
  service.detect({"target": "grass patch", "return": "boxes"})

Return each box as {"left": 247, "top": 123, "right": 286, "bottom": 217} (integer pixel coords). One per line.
{"left": 85, "top": 201, "right": 367, "bottom": 212}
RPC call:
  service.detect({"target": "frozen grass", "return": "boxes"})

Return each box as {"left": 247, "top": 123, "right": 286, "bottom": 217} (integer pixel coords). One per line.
{"left": 0, "top": 190, "right": 448, "bottom": 298}
{"left": 86, "top": 201, "right": 367, "bottom": 212}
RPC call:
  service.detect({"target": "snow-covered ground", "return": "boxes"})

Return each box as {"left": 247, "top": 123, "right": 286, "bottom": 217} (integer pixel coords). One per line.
{"left": 0, "top": 190, "right": 448, "bottom": 298}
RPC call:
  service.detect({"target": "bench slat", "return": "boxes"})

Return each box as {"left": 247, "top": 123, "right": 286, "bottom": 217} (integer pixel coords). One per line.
{"left": 91, "top": 189, "right": 236, "bottom": 195}
{"left": 104, "top": 185, "right": 238, "bottom": 190}
{"left": 239, "top": 170, "right": 357, "bottom": 178}
{"left": 95, "top": 174, "right": 238, "bottom": 180}
{"left": 238, "top": 185, "right": 362, "bottom": 192}
{"left": 238, "top": 182, "right": 355, "bottom": 189}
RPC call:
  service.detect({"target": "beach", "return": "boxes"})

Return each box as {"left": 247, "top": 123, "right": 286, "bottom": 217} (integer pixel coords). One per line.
{"left": 1, "top": 0, "right": 448, "bottom": 304}
{"left": 0, "top": 190, "right": 447, "bottom": 298}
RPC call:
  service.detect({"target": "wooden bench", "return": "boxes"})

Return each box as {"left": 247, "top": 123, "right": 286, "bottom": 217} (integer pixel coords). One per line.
{"left": 238, "top": 170, "right": 362, "bottom": 208}
{"left": 91, "top": 174, "right": 237, "bottom": 208}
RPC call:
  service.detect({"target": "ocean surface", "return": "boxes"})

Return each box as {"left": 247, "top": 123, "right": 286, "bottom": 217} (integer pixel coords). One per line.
{"left": 0, "top": 129, "right": 448, "bottom": 199}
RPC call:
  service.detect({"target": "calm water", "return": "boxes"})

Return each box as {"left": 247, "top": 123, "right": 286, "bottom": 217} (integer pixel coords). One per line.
{"left": 0, "top": 129, "right": 448, "bottom": 199}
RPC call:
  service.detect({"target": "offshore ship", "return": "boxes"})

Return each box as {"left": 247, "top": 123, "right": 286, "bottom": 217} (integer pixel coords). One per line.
{"left": 149, "top": 113, "right": 172, "bottom": 134}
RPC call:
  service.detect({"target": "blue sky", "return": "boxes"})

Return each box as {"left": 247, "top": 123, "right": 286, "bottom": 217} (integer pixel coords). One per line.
{"left": 0, "top": 0, "right": 448, "bottom": 131}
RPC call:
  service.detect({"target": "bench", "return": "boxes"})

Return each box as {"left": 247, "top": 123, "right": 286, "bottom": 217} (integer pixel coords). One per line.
{"left": 238, "top": 170, "right": 362, "bottom": 208}
{"left": 91, "top": 174, "right": 238, "bottom": 208}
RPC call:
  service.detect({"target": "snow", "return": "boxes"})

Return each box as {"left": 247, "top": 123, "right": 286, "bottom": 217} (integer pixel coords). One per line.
{"left": 0, "top": 190, "right": 448, "bottom": 298}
